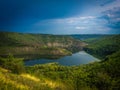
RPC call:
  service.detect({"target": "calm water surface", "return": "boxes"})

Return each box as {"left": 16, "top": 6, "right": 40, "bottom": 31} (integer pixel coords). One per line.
{"left": 25, "top": 51, "right": 99, "bottom": 66}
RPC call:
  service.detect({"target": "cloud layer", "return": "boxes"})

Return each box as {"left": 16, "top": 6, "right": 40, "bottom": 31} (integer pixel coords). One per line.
{"left": 101, "top": 7, "right": 120, "bottom": 33}
{"left": 33, "top": 15, "right": 110, "bottom": 34}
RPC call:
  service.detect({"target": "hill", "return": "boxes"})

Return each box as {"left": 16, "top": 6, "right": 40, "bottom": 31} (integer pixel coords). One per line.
{"left": 71, "top": 34, "right": 109, "bottom": 40}
{"left": 84, "top": 34, "right": 120, "bottom": 59}
{"left": 0, "top": 32, "right": 86, "bottom": 59}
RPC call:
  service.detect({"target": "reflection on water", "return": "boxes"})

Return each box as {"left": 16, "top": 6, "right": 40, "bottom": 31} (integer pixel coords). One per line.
{"left": 25, "top": 51, "right": 99, "bottom": 66}
{"left": 15, "top": 54, "right": 65, "bottom": 60}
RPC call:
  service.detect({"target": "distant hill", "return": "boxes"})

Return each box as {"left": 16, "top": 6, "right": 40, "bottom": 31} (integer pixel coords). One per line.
{"left": 71, "top": 34, "right": 110, "bottom": 40}
{"left": 0, "top": 32, "right": 86, "bottom": 59}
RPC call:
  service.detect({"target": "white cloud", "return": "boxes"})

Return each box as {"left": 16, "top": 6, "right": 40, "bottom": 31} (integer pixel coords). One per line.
{"left": 34, "top": 16, "right": 96, "bottom": 26}
{"left": 33, "top": 15, "right": 111, "bottom": 34}
{"left": 77, "top": 16, "right": 95, "bottom": 20}
{"left": 66, "top": 19, "right": 75, "bottom": 23}
{"left": 75, "top": 26, "right": 86, "bottom": 30}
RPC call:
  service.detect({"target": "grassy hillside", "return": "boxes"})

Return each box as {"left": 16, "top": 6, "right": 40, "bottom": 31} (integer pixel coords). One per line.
{"left": 84, "top": 35, "right": 120, "bottom": 59}
{"left": 0, "top": 32, "right": 86, "bottom": 59}
{"left": 0, "top": 67, "right": 66, "bottom": 90}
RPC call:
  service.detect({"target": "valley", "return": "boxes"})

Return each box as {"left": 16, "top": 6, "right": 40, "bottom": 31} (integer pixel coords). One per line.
{"left": 0, "top": 32, "right": 120, "bottom": 90}
{"left": 0, "top": 0, "right": 120, "bottom": 89}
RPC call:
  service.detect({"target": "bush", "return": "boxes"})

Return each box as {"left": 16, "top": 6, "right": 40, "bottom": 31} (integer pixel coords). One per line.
{"left": 0, "top": 54, "right": 25, "bottom": 74}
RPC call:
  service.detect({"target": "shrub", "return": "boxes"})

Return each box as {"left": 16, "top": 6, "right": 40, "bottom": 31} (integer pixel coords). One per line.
{"left": 0, "top": 54, "right": 25, "bottom": 74}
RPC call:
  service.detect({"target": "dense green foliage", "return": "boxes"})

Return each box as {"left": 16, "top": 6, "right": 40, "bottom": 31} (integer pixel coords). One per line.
{"left": 84, "top": 35, "right": 120, "bottom": 59}
{"left": 71, "top": 34, "right": 108, "bottom": 40}
{"left": 0, "top": 54, "right": 25, "bottom": 74}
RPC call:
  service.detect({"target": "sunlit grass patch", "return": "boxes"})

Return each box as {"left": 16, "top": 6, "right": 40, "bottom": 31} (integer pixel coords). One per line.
{"left": 20, "top": 74, "right": 40, "bottom": 82}
{"left": 0, "top": 67, "right": 9, "bottom": 73}
{"left": 46, "top": 81, "right": 61, "bottom": 89}
{"left": 0, "top": 71, "right": 29, "bottom": 90}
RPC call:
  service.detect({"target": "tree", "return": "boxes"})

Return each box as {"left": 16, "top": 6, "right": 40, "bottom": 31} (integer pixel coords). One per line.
{"left": 0, "top": 54, "right": 25, "bottom": 74}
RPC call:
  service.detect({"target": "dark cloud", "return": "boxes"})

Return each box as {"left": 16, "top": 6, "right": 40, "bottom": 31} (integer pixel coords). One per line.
{"left": 0, "top": 0, "right": 84, "bottom": 28}
{"left": 100, "top": 0, "right": 116, "bottom": 6}
{"left": 0, "top": 0, "right": 119, "bottom": 34}
{"left": 102, "top": 7, "right": 120, "bottom": 23}
{"left": 100, "top": 7, "right": 120, "bottom": 33}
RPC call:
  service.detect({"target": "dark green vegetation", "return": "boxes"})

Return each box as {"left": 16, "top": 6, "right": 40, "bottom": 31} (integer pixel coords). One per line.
{"left": 84, "top": 35, "right": 120, "bottom": 59}
{"left": 0, "top": 32, "right": 120, "bottom": 90}
{"left": 71, "top": 34, "right": 109, "bottom": 40}
{"left": 0, "top": 54, "right": 25, "bottom": 74}
{"left": 0, "top": 32, "right": 86, "bottom": 59}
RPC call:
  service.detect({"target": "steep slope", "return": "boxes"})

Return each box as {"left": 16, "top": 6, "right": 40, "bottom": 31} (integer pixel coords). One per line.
{"left": 0, "top": 32, "right": 86, "bottom": 59}
{"left": 0, "top": 67, "right": 66, "bottom": 90}
{"left": 0, "top": 32, "right": 85, "bottom": 48}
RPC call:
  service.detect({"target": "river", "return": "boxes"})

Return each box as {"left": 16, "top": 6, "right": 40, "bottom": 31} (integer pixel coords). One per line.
{"left": 25, "top": 51, "right": 99, "bottom": 66}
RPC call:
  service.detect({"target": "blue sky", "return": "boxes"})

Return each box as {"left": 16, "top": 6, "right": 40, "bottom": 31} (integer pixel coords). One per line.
{"left": 0, "top": 0, "right": 120, "bottom": 34}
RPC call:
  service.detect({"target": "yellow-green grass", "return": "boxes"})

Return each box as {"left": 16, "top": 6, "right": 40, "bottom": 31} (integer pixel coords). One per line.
{"left": 0, "top": 67, "right": 66, "bottom": 90}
